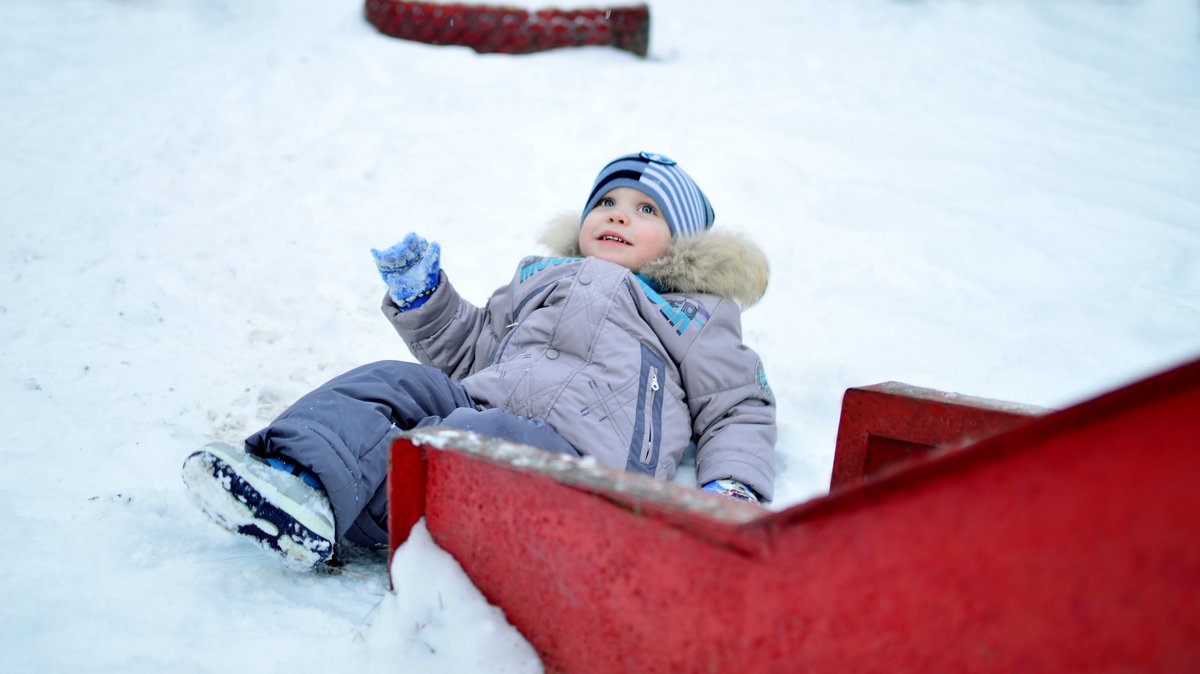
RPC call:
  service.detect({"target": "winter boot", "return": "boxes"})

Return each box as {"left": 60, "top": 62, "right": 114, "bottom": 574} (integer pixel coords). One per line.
{"left": 182, "top": 442, "right": 335, "bottom": 570}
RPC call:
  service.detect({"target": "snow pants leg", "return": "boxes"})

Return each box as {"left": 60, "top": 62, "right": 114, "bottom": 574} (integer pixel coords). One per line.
{"left": 244, "top": 360, "right": 577, "bottom": 549}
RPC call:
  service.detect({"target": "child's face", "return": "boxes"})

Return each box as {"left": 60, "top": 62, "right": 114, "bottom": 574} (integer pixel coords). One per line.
{"left": 579, "top": 187, "right": 672, "bottom": 272}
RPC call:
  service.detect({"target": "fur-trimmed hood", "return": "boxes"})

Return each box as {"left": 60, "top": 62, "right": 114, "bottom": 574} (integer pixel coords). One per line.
{"left": 537, "top": 213, "right": 770, "bottom": 308}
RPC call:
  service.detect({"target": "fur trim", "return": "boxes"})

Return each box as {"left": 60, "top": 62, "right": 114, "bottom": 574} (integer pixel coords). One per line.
{"left": 538, "top": 213, "right": 769, "bottom": 308}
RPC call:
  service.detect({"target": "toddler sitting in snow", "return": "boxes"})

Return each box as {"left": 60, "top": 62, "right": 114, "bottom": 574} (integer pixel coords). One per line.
{"left": 182, "top": 151, "right": 777, "bottom": 569}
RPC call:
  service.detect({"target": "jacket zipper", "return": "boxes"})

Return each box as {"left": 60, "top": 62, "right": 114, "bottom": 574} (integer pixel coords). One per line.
{"left": 640, "top": 368, "right": 659, "bottom": 464}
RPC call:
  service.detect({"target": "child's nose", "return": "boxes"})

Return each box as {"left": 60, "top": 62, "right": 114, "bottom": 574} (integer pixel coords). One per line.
{"left": 608, "top": 209, "right": 628, "bottom": 225}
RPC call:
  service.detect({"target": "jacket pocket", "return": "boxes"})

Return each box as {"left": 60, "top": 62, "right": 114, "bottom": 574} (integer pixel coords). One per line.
{"left": 625, "top": 344, "right": 665, "bottom": 476}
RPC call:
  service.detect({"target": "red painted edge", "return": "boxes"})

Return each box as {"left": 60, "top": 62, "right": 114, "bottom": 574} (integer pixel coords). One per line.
{"left": 386, "top": 434, "right": 426, "bottom": 582}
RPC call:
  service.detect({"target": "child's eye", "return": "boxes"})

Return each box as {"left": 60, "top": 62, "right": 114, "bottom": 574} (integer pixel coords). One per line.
{"left": 638, "top": 204, "right": 656, "bottom": 215}
{"left": 600, "top": 197, "right": 615, "bottom": 207}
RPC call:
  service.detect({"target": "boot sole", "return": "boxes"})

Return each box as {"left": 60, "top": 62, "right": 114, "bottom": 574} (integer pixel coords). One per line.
{"left": 182, "top": 446, "right": 334, "bottom": 570}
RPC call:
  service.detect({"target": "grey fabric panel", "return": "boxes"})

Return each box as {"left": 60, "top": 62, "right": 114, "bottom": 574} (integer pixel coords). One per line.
{"left": 244, "top": 360, "right": 471, "bottom": 545}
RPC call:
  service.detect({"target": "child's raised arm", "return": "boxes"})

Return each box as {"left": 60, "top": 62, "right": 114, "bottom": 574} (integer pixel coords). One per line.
{"left": 375, "top": 234, "right": 507, "bottom": 381}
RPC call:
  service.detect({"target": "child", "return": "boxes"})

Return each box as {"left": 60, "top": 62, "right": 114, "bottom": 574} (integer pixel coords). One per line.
{"left": 182, "top": 152, "right": 776, "bottom": 570}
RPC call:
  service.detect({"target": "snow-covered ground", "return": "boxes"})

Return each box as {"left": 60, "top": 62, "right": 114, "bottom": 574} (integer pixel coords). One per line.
{"left": 2, "top": 0, "right": 1197, "bottom": 670}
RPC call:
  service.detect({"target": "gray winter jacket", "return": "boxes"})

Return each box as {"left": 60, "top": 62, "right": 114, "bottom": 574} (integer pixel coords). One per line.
{"left": 382, "top": 215, "right": 776, "bottom": 500}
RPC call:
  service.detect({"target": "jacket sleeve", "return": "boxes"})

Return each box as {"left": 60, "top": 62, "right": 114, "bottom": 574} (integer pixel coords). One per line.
{"left": 678, "top": 298, "right": 777, "bottom": 501}
{"left": 380, "top": 270, "right": 509, "bottom": 381}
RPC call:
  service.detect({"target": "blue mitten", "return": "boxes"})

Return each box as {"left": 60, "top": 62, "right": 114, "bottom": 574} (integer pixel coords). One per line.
{"left": 702, "top": 478, "right": 761, "bottom": 504}
{"left": 372, "top": 233, "right": 441, "bottom": 311}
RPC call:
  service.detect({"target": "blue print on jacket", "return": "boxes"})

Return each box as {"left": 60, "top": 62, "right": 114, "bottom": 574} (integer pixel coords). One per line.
{"left": 756, "top": 359, "right": 773, "bottom": 399}
{"left": 519, "top": 257, "right": 580, "bottom": 283}
{"left": 636, "top": 277, "right": 709, "bottom": 335}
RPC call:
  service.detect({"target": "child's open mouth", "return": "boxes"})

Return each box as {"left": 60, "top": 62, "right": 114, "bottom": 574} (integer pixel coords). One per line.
{"left": 600, "top": 234, "right": 631, "bottom": 245}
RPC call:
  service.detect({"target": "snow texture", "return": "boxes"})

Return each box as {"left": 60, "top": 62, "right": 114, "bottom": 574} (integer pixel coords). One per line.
{"left": 1, "top": 0, "right": 1198, "bottom": 671}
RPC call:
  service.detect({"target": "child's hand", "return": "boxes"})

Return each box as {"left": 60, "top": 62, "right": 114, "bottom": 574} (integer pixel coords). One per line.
{"left": 371, "top": 233, "right": 442, "bottom": 311}
{"left": 702, "top": 478, "right": 761, "bottom": 504}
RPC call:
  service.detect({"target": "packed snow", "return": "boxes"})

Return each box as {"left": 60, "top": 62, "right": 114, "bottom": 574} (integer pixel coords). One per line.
{"left": 2, "top": 0, "right": 1197, "bottom": 670}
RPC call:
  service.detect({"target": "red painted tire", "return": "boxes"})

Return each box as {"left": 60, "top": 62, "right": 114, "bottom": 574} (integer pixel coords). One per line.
{"left": 364, "top": 1, "right": 650, "bottom": 57}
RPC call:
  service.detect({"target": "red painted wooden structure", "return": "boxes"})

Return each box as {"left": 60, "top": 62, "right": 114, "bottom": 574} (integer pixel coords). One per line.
{"left": 364, "top": 1, "right": 651, "bottom": 57}
{"left": 388, "top": 357, "right": 1200, "bottom": 672}
{"left": 830, "top": 381, "right": 1052, "bottom": 490}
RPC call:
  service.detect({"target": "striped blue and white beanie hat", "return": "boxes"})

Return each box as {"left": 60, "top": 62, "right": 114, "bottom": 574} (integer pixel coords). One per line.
{"left": 582, "top": 152, "right": 716, "bottom": 238}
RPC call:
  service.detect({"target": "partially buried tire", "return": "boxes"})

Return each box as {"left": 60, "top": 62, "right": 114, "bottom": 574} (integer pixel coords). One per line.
{"left": 364, "top": 1, "right": 650, "bottom": 57}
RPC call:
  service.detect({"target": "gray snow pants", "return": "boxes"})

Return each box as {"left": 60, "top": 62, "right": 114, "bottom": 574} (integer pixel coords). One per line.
{"left": 244, "top": 360, "right": 578, "bottom": 548}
